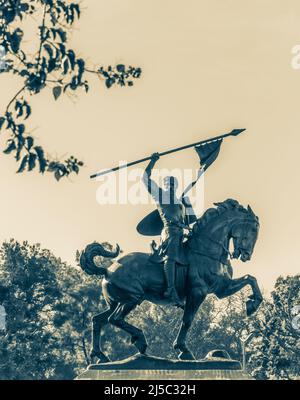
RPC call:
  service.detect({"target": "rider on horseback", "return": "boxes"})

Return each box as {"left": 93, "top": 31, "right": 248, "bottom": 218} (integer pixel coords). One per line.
{"left": 143, "top": 153, "right": 196, "bottom": 307}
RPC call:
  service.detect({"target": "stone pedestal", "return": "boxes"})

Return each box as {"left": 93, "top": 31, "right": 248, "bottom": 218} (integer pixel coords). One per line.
{"left": 76, "top": 353, "right": 253, "bottom": 380}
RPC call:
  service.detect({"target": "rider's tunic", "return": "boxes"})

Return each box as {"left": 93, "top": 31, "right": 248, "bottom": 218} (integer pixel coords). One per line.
{"left": 157, "top": 201, "right": 186, "bottom": 264}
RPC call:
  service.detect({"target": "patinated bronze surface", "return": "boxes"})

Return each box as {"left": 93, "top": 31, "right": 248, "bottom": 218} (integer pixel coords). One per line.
{"left": 80, "top": 199, "right": 262, "bottom": 364}
{"left": 142, "top": 152, "right": 198, "bottom": 306}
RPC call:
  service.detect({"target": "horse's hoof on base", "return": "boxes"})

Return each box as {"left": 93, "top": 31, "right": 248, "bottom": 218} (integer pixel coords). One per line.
{"left": 136, "top": 342, "right": 147, "bottom": 354}
{"left": 97, "top": 357, "right": 110, "bottom": 364}
{"left": 90, "top": 352, "right": 110, "bottom": 364}
{"left": 178, "top": 351, "right": 195, "bottom": 361}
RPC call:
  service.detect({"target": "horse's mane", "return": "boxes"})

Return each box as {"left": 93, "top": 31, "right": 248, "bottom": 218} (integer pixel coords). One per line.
{"left": 194, "top": 198, "right": 259, "bottom": 231}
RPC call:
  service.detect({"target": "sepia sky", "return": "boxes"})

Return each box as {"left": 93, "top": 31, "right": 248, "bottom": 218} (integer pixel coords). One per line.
{"left": 1, "top": 0, "right": 300, "bottom": 292}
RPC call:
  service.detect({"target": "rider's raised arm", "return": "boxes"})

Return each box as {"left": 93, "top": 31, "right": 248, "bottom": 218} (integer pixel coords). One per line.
{"left": 142, "top": 153, "right": 162, "bottom": 202}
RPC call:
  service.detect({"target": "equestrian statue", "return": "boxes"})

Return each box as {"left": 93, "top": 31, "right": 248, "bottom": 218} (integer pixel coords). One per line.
{"left": 80, "top": 129, "right": 263, "bottom": 363}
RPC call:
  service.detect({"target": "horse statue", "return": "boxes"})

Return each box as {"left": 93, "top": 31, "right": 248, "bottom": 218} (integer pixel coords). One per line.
{"left": 79, "top": 199, "right": 263, "bottom": 363}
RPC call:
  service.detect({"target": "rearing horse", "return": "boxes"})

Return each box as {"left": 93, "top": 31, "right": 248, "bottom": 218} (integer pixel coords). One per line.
{"left": 79, "top": 199, "right": 262, "bottom": 363}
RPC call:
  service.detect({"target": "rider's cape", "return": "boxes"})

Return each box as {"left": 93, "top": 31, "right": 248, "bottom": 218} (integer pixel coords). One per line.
{"left": 137, "top": 139, "right": 223, "bottom": 236}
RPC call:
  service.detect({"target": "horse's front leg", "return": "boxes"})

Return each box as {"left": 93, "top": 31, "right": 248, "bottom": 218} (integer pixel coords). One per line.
{"left": 173, "top": 287, "right": 206, "bottom": 360}
{"left": 216, "top": 275, "right": 263, "bottom": 316}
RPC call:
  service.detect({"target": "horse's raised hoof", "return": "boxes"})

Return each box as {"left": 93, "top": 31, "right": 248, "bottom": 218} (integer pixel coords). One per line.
{"left": 178, "top": 351, "right": 195, "bottom": 361}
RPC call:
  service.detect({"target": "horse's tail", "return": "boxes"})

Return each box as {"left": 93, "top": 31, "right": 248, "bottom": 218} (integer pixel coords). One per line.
{"left": 79, "top": 242, "right": 120, "bottom": 277}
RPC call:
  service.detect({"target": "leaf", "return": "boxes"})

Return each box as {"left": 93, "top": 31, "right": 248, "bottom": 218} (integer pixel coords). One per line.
{"left": 0, "top": 117, "right": 5, "bottom": 130}
{"left": 28, "top": 153, "right": 37, "bottom": 171}
{"left": 54, "top": 169, "right": 62, "bottom": 181}
{"left": 62, "top": 58, "right": 69, "bottom": 75}
{"left": 20, "top": 3, "right": 29, "bottom": 12}
{"left": 48, "top": 58, "right": 56, "bottom": 73}
{"left": 105, "top": 77, "right": 115, "bottom": 89}
{"left": 17, "top": 124, "right": 25, "bottom": 134}
{"left": 56, "top": 28, "right": 67, "bottom": 43}
{"left": 17, "top": 155, "right": 28, "bottom": 173}
{"left": 70, "top": 76, "right": 77, "bottom": 90}
{"left": 71, "top": 3, "right": 81, "bottom": 19}
{"left": 9, "top": 28, "right": 23, "bottom": 53}
{"left": 52, "top": 86, "right": 62, "bottom": 100}
{"left": 58, "top": 43, "right": 66, "bottom": 57}
{"left": 44, "top": 44, "right": 53, "bottom": 58}
{"left": 19, "top": 69, "right": 29, "bottom": 77}
{"left": 72, "top": 164, "right": 79, "bottom": 174}
{"left": 77, "top": 58, "right": 85, "bottom": 75}
{"left": 83, "top": 82, "right": 89, "bottom": 93}
{"left": 26, "top": 136, "right": 34, "bottom": 150}
{"left": 23, "top": 103, "right": 31, "bottom": 119}
{"left": 116, "top": 64, "right": 125, "bottom": 73}
{"left": 67, "top": 50, "right": 75, "bottom": 69}
{"left": 35, "top": 146, "right": 47, "bottom": 173}
{"left": 3, "top": 140, "right": 16, "bottom": 154}
{"left": 15, "top": 101, "right": 23, "bottom": 118}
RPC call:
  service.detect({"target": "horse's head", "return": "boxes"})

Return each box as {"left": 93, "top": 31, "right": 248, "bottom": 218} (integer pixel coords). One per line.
{"left": 230, "top": 205, "right": 259, "bottom": 262}
{"left": 192, "top": 199, "right": 260, "bottom": 263}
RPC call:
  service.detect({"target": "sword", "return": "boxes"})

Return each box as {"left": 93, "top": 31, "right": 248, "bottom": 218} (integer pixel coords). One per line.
{"left": 90, "top": 128, "right": 246, "bottom": 179}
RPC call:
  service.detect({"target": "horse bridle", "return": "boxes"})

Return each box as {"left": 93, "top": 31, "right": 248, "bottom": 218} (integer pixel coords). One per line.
{"left": 187, "top": 234, "right": 232, "bottom": 266}
{"left": 188, "top": 216, "right": 258, "bottom": 266}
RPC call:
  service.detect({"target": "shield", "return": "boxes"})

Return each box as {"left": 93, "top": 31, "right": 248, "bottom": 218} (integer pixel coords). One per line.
{"left": 136, "top": 210, "right": 163, "bottom": 236}
{"left": 136, "top": 209, "right": 197, "bottom": 236}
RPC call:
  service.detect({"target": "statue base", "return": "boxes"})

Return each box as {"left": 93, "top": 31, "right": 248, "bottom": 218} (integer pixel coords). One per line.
{"left": 76, "top": 353, "right": 253, "bottom": 380}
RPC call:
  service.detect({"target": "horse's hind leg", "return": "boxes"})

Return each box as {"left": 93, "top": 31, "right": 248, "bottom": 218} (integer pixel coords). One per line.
{"left": 108, "top": 301, "right": 148, "bottom": 355}
{"left": 90, "top": 303, "right": 117, "bottom": 363}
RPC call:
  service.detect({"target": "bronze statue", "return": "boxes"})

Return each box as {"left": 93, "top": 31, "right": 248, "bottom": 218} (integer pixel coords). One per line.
{"left": 80, "top": 199, "right": 262, "bottom": 363}
{"left": 82, "top": 129, "right": 262, "bottom": 364}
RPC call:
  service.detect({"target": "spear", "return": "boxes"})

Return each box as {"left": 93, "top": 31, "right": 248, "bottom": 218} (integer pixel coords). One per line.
{"left": 90, "top": 128, "right": 246, "bottom": 179}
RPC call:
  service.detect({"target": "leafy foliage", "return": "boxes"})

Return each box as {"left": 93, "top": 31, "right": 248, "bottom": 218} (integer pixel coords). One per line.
{"left": 247, "top": 275, "right": 300, "bottom": 380}
{"left": 0, "top": 0, "right": 142, "bottom": 180}
{"left": 0, "top": 239, "right": 104, "bottom": 379}
{"left": 0, "top": 239, "right": 299, "bottom": 379}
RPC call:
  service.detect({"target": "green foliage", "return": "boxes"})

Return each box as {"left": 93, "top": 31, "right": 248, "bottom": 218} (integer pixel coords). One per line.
{"left": 248, "top": 275, "right": 300, "bottom": 380}
{"left": 0, "top": 0, "right": 142, "bottom": 180}
{"left": 0, "top": 239, "right": 103, "bottom": 379}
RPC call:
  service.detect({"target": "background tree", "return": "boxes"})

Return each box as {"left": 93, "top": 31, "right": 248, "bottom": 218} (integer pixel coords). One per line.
{"left": 0, "top": 239, "right": 105, "bottom": 379}
{"left": 0, "top": 0, "right": 142, "bottom": 180}
{"left": 247, "top": 275, "right": 300, "bottom": 380}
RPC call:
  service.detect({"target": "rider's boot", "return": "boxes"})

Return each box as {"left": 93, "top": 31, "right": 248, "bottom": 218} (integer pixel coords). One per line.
{"left": 163, "top": 259, "right": 184, "bottom": 308}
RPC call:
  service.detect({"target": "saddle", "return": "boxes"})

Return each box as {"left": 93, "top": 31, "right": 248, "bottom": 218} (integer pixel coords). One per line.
{"left": 148, "top": 240, "right": 190, "bottom": 266}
